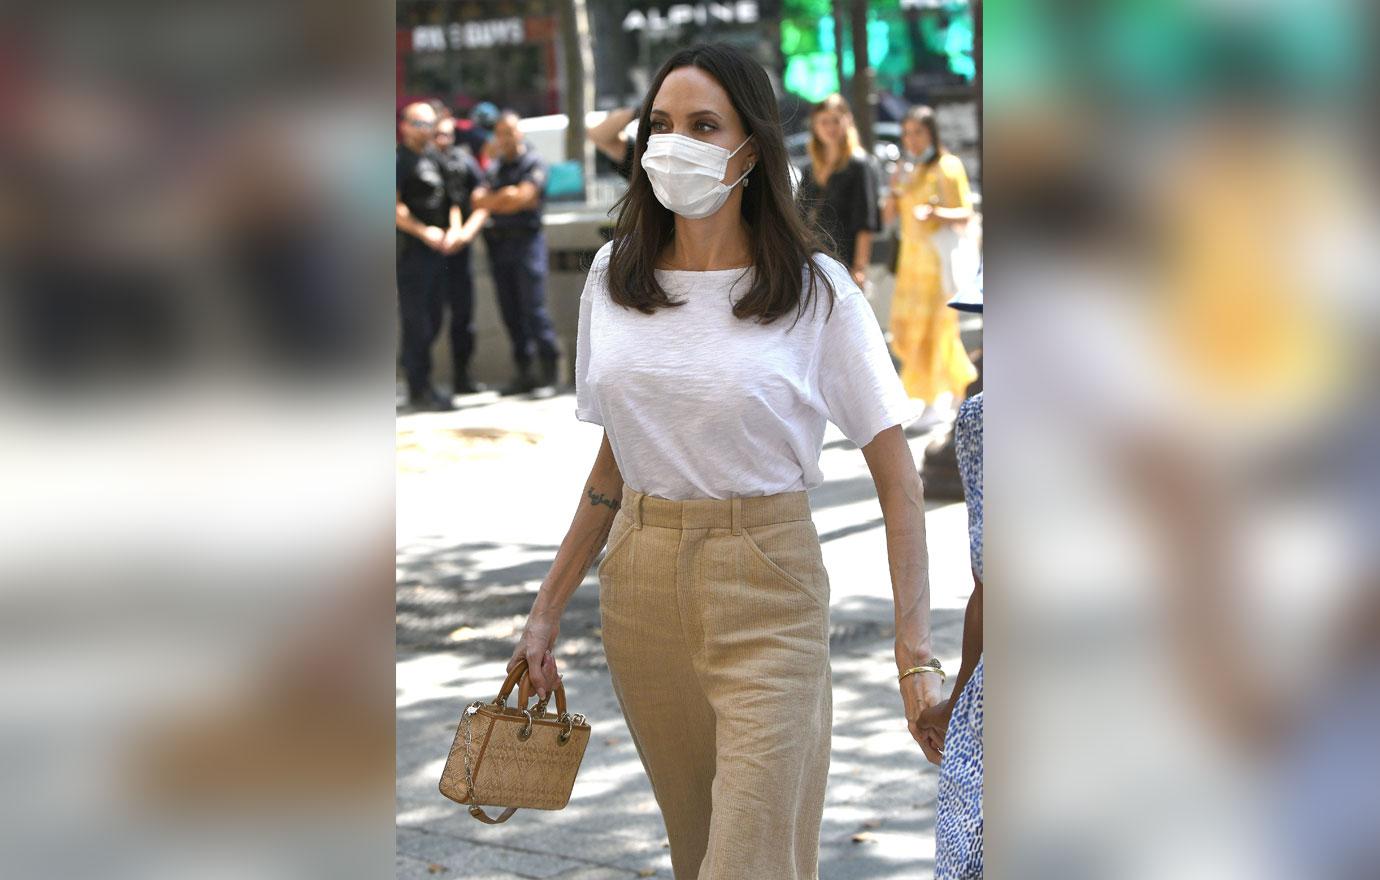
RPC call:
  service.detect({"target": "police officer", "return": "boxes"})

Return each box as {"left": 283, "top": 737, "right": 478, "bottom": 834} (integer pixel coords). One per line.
{"left": 472, "top": 110, "right": 560, "bottom": 395}
{"left": 465, "top": 101, "right": 500, "bottom": 170}
{"left": 433, "top": 116, "right": 489, "bottom": 395}
{"left": 395, "top": 101, "right": 456, "bottom": 411}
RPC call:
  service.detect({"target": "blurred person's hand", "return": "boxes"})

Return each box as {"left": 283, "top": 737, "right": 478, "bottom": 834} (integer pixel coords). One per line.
{"left": 912, "top": 204, "right": 934, "bottom": 222}
{"left": 420, "top": 225, "right": 446, "bottom": 251}
{"left": 507, "top": 612, "right": 562, "bottom": 700}
{"left": 442, "top": 226, "right": 473, "bottom": 254}
{"left": 916, "top": 698, "right": 954, "bottom": 765}
{"left": 850, "top": 266, "right": 867, "bottom": 288}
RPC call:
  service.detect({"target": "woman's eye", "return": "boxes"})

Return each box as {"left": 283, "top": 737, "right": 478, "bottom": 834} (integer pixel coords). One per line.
{"left": 695, "top": 121, "right": 716, "bottom": 132}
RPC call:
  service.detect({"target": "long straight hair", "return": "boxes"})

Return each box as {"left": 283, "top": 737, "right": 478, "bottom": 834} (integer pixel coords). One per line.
{"left": 806, "top": 93, "right": 863, "bottom": 180}
{"left": 607, "top": 43, "right": 833, "bottom": 325}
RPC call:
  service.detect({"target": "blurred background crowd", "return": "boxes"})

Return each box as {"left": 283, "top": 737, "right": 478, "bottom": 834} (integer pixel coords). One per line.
{"left": 393, "top": 0, "right": 982, "bottom": 423}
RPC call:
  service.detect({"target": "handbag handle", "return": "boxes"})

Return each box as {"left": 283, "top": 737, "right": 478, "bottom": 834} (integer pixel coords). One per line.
{"left": 493, "top": 657, "right": 531, "bottom": 705}
{"left": 494, "top": 657, "right": 569, "bottom": 718}
{"left": 518, "top": 674, "right": 567, "bottom": 718}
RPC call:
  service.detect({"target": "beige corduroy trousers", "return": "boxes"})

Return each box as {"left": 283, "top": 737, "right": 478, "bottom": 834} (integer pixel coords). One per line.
{"left": 598, "top": 486, "right": 833, "bottom": 880}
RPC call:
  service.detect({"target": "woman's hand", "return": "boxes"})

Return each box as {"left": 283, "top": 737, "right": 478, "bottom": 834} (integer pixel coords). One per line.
{"left": 507, "top": 611, "right": 562, "bottom": 700}
{"left": 850, "top": 265, "right": 868, "bottom": 288}
{"left": 912, "top": 203, "right": 934, "bottom": 222}
{"left": 915, "top": 697, "right": 954, "bottom": 766}
{"left": 899, "top": 663, "right": 945, "bottom": 763}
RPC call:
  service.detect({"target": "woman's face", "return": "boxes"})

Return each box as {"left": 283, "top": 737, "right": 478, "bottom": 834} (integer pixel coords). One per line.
{"left": 811, "top": 109, "right": 847, "bottom": 149}
{"left": 647, "top": 66, "right": 757, "bottom": 185}
{"left": 901, "top": 119, "right": 933, "bottom": 157}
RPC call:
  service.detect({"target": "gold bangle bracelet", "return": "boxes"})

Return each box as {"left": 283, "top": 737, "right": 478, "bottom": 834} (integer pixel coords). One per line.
{"left": 898, "top": 664, "right": 945, "bottom": 683}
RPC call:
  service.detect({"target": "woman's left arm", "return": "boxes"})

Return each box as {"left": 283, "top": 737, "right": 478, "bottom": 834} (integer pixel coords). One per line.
{"left": 861, "top": 424, "right": 944, "bottom": 761}
{"left": 850, "top": 160, "right": 881, "bottom": 285}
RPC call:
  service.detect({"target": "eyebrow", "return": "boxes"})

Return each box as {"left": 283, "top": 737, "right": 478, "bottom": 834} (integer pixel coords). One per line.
{"left": 649, "top": 108, "right": 723, "bottom": 121}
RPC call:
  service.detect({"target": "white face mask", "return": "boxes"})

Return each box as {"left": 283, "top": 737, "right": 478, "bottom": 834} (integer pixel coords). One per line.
{"left": 640, "top": 133, "right": 754, "bottom": 219}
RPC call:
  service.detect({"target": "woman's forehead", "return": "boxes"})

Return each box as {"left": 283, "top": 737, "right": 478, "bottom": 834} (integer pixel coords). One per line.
{"left": 652, "top": 67, "right": 735, "bottom": 117}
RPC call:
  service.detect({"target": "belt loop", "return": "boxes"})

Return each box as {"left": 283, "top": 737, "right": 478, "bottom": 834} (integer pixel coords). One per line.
{"left": 730, "top": 496, "right": 742, "bottom": 536}
{"left": 632, "top": 490, "right": 644, "bottom": 530}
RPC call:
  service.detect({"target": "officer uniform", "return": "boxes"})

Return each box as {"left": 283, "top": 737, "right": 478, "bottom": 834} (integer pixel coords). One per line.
{"left": 396, "top": 142, "right": 452, "bottom": 404}
{"left": 482, "top": 146, "right": 560, "bottom": 390}
{"left": 437, "top": 144, "right": 486, "bottom": 392}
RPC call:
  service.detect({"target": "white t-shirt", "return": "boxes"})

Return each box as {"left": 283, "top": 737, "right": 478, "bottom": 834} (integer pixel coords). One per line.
{"left": 575, "top": 241, "right": 920, "bottom": 500}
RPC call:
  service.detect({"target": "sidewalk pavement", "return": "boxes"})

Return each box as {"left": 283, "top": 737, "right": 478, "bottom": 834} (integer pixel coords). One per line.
{"left": 396, "top": 389, "right": 974, "bottom": 880}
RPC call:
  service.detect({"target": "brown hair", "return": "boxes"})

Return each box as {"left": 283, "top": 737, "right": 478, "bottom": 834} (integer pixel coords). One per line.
{"left": 806, "top": 93, "right": 863, "bottom": 179}
{"left": 606, "top": 43, "right": 833, "bottom": 325}
{"left": 903, "top": 105, "right": 945, "bottom": 167}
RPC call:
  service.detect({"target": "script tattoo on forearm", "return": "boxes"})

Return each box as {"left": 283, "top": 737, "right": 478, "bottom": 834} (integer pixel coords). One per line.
{"left": 586, "top": 487, "right": 620, "bottom": 511}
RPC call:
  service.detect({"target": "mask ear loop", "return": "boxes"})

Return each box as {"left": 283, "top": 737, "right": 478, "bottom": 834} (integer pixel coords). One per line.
{"left": 726, "top": 135, "right": 755, "bottom": 188}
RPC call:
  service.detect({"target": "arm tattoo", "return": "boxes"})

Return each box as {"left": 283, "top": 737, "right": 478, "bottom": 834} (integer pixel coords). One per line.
{"left": 586, "top": 487, "right": 620, "bottom": 511}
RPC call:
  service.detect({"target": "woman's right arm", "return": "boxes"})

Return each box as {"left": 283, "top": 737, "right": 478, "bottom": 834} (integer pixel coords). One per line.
{"left": 508, "top": 431, "right": 625, "bottom": 699}
{"left": 587, "top": 106, "right": 638, "bottom": 164}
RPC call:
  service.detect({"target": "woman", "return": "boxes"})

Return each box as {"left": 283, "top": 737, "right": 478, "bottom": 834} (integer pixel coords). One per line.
{"left": 918, "top": 277, "right": 984, "bottom": 880}
{"left": 883, "top": 105, "right": 978, "bottom": 422}
{"left": 795, "top": 94, "right": 881, "bottom": 288}
{"left": 503, "top": 44, "right": 944, "bottom": 880}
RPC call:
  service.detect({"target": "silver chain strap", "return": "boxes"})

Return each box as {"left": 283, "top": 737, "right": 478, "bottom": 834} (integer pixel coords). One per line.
{"left": 459, "top": 699, "right": 485, "bottom": 804}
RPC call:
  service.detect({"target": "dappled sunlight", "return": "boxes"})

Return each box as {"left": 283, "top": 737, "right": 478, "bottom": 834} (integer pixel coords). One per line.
{"left": 398, "top": 389, "right": 976, "bottom": 876}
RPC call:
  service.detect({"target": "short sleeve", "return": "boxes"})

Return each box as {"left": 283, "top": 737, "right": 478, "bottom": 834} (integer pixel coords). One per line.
{"left": 523, "top": 155, "right": 548, "bottom": 190}
{"left": 813, "top": 258, "right": 920, "bottom": 446}
{"left": 574, "top": 244, "right": 611, "bottom": 425}
{"left": 938, "top": 153, "right": 972, "bottom": 210}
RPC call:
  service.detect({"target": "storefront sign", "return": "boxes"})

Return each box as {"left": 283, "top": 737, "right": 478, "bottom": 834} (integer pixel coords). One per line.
{"left": 412, "top": 17, "right": 525, "bottom": 53}
{"left": 622, "top": 2, "right": 759, "bottom": 33}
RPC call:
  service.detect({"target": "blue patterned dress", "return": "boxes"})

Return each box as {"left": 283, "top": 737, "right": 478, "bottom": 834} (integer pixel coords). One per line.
{"left": 935, "top": 392, "right": 983, "bottom": 879}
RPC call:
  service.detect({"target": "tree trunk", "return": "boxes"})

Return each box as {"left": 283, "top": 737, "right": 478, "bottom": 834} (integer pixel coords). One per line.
{"left": 974, "top": 0, "right": 982, "bottom": 180}
{"left": 832, "top": 1, "right": 847, "bottom": 97}
{"left": 557, "top": 0, "right": 594, "bottom": 178}
{"left": 849, "top": 0, "right": 874, "bottom": 150}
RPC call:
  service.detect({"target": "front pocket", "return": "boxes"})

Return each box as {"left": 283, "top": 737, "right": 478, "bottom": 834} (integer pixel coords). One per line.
{"left": 739, "top": 524, "right": 826, "bottom": 612}
{"left": 596, "top": 512, "right": 635, "bottom": 579}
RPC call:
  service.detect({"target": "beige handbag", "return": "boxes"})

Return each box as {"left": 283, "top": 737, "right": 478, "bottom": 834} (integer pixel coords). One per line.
{"left": 439, "top": 657, "right": 591, "bottom": 824}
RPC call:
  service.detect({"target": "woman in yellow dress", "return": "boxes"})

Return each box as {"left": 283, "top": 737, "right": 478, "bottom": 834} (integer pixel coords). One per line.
{"left": 884, "top": 106, "right": 978, "bottom": 420}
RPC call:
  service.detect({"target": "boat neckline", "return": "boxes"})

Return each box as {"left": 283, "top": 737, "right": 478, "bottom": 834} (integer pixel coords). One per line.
{"left": 653, "top": 265, "right": 754, "bottom": 273}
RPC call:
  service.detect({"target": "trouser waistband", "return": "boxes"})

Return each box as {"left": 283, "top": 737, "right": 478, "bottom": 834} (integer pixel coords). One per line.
{"left": 620, "top": 486, "right": 812, "bottom": 533}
